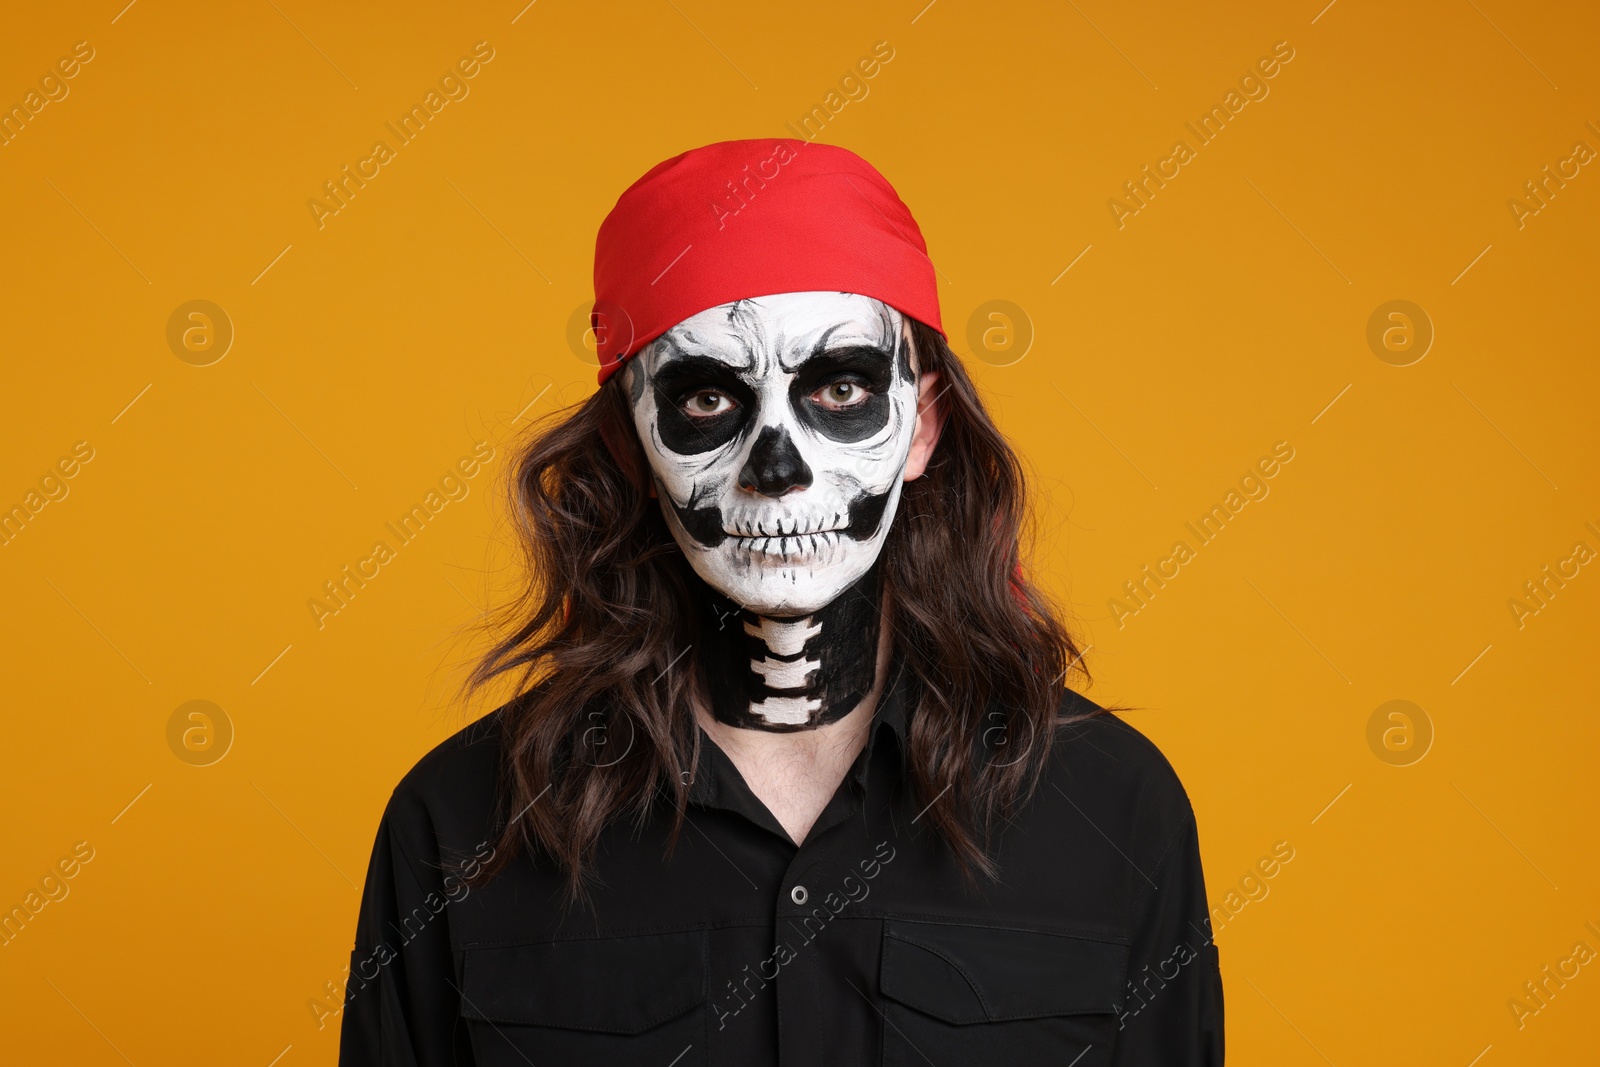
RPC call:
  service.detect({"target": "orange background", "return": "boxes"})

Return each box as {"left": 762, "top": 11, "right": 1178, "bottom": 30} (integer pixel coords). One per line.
{"left": 2, "top": 1, "right": 1597, "bottom": 1063}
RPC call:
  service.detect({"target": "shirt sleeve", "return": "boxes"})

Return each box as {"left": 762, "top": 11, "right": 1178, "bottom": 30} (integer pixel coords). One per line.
{"left": 339, "top": 785, "right": 476, "bottom": 1067}
{"left": 1111, "top": 810, "right": 1225, "bottom": 1066}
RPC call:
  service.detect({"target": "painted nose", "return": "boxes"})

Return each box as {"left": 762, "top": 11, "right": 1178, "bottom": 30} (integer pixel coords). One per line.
{"left": 738, "top": 426, "right": 813, "bottom": 497}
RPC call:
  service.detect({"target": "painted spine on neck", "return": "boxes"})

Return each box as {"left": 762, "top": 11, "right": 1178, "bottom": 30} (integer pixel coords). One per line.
{"left": 700, "top": 568, "right": 882, "bottom": 731}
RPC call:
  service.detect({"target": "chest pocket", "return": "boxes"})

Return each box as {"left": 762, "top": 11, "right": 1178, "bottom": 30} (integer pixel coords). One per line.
{"left": 459, "top": 928, "right": 707, "bottom": 1067}
{"left": 879, "top": 920, "right": 1128, "bottom": 1067}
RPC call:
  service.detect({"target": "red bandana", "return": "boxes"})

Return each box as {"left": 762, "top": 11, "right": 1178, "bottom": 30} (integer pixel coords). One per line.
{"left": 590, "top": 138, "right": 944, "bottom": 385}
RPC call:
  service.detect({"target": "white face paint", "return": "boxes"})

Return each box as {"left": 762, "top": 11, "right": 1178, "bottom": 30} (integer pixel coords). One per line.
{"left": 626, "top": 291, "right": 920, "bottom": 617}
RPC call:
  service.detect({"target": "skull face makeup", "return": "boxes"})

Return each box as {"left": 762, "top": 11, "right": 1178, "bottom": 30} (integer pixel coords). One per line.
{"left": 628, "top": 291, "right": 919, "bottom": 614}
{"left": 626, "top": 291, "right": 922, "bottom": 730}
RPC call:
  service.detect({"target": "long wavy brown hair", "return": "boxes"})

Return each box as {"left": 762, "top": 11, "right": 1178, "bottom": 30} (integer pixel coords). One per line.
{"left": 459, "top": 317, "right": 1095, "bottom": 896}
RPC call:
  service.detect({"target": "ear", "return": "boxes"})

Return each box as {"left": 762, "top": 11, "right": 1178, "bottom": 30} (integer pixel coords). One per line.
{"left": 902, "top": 370, "right": 945, "bottom": 482}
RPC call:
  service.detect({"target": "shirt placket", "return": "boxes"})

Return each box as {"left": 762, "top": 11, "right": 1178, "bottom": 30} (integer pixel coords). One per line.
{"left": 688, "top": 672, "right": 911, "bottom": 1065}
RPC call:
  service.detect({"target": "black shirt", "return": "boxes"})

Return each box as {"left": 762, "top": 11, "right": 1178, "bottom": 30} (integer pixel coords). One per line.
{"left": 338, "top": 668, "right": 1224, "bottom": 1066}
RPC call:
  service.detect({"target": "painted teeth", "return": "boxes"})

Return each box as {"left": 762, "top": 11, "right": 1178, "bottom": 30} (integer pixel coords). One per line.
{"left": 729, "top": 518, "right": 840, "bottom": 537}
{"left": 737, "top": 531, "right": 841, "bottom": 557}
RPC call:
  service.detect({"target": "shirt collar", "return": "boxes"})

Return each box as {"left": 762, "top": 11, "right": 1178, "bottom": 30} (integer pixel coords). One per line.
{"left": 853, "top": 656, "right": 912, "bottom": 790}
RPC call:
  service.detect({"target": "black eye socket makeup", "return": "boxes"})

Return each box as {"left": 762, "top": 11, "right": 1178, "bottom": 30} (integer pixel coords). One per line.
{"left": 790, "top": 345, "right": 895, "bottom": 444}
{"left": 648, "top": 354, "right": 757, "bottom": 455}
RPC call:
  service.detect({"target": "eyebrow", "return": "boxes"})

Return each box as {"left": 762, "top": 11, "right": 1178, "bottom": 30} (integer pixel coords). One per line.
{"left": 651, "top": 329, "right": 756, "bottom": 373}
{"left": 788, "top": 344, "right": 897, "bottom": 396}
{"left": 778, "top": 320, "right": 895, "bottom": 373}
{"left": 655, "top": 313, "right": 896, "bottom": 376}
{"left": 800, "top": 343, "right": 894, "bottom": 369}
{"left": 649, "top": 353, "right": 750, "bottom": 396}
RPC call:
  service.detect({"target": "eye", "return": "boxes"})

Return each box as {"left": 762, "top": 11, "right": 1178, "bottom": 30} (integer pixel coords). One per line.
{"left": 681, "top": 389, "right": 736, "bottom": 417}
{"left": 811, "top": 380, "right": 870, "bottom": 410}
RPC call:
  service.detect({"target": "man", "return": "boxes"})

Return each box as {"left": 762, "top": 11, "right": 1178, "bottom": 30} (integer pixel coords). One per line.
{"left": 339, "top": 139, "right": 1223, "bottom": 1065}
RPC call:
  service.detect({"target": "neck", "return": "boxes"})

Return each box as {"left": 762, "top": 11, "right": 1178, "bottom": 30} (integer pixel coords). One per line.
{"left": 699, "top": 567, "right": 884, "bottom": 732}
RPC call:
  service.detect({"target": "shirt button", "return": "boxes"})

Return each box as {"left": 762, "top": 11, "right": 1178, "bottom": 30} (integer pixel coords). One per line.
{"left": 790, "top": 885, "right": 809, "bottom": 905}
